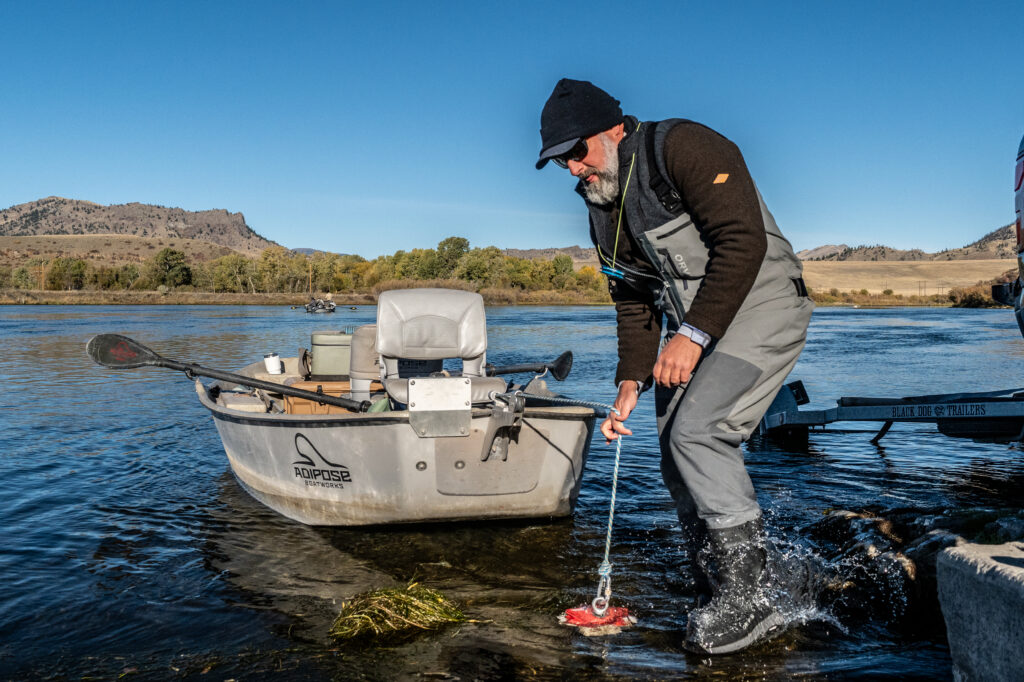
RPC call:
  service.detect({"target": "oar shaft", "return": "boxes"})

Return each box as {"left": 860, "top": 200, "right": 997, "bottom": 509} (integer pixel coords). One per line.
{"left": 486, "top": 363, "right": 548, "bottom": 377}
{"left": 486, "top": 351, "right": 572, "bottom": 381}
{"left": 177, "top": 362, "right": 370, "bottom": 412}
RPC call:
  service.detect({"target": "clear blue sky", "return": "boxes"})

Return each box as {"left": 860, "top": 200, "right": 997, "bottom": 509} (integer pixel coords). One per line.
{"left": 1, "top": 1, "right": 1022, "bottom": 258}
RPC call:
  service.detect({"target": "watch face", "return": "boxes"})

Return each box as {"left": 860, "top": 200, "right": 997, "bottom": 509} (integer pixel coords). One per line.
{"left": 678, "top": 324, "right": 707, "bottom": 347}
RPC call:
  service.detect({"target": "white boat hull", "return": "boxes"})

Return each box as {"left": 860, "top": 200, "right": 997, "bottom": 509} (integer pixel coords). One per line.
{"left": 197, "top": 383, "right": 594, "bottom": 526}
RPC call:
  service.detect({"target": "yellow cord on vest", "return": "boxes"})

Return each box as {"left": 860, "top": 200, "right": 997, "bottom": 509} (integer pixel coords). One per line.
{"left": 606, "top": 121, "right": 643, "bottom": 271}
{"left": 610, "top": 152, "right": 636, "bottom": 271}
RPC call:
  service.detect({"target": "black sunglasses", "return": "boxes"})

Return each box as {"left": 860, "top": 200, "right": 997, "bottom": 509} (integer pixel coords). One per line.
{"left": 551, "top": 139, "right": 589, "bottom": 168}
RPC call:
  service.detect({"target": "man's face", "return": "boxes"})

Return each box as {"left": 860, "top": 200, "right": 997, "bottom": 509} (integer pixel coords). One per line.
{"left": 566, "top": 130, "right": 621, "bottom": 206}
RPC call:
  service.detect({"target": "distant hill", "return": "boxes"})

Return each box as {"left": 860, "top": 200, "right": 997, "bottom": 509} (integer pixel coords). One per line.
{"left": 795, "top": 244, "right": 849, "bottom": 261}
{"left": 504, "top": 245, "right": 599, "bottom": 269}
{"left": 291, "top": 247, "right": 355, "bottom": 257}
{"left": 934, "top": 223, "right": 1016, "bottom": 260}
{"left": 797, "top": 224, "right": 1015, "bottom": 262}
{"left": 513, "top": 224, "right": 1017, "bottom": 269}
{"left": 0, "top": 196, "right": 276, "bottom": 256}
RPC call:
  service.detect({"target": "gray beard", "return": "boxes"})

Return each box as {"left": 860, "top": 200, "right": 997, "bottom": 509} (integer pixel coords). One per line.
{"left": 582, "top": 135, "right": 620, "bottom": 205}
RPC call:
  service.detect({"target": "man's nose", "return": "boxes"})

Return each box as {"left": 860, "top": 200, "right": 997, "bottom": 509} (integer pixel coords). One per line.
{"left": 567, "top": 159, "right": 585, "bottom": 176}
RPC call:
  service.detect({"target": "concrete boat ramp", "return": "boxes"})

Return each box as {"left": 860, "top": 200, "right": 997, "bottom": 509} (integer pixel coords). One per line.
{"left": 938, "top": 542, "right": 1024, "bottom": 682}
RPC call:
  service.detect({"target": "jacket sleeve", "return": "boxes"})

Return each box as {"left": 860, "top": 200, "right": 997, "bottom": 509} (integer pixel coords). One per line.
{"left": 609, "top": 278, "right": 661, "bottom": 387}
{"left": 662, "top": 123, "right": 767, "bottom": 339}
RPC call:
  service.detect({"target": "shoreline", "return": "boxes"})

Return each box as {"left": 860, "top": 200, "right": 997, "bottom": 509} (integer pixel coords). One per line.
{"left": 0, "top": 288, "right": 614, "bottom": 307}
{"left": 0, "top": 289, "right": 988, "bottom": 309}
{"left": 0, "top": 284, "right": 1003, "bottom": 309}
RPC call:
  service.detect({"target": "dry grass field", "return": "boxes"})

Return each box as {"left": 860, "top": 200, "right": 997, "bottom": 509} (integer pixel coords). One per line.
{"left": 0, "top": 234, "right": 239, "bottom": 268}
{"left": 801, "top": 259, "right": 1017, "bottom": 296}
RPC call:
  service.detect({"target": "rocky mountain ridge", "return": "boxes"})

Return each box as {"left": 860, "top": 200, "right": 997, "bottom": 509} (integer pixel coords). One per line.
{"left": 796, "top": 224, "right": 1016, "bottom": 261}
{"left": 0, "top": 197, "right": 276, "bottom": 257}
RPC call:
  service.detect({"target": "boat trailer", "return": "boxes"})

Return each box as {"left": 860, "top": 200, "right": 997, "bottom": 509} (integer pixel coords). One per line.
{"left": 759, "top": 381, "right": 1024, "bottom": 443}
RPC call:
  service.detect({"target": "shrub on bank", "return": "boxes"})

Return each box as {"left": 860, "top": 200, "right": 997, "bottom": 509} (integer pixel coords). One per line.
{"left": 809, "top": 288, "right": 950, "bottom": 307}
{"left": 948, "top": 285, "right": 998, "bottom": 308}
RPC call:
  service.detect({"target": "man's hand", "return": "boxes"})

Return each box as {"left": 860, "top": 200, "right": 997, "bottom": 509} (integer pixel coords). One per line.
{"left": 652, "top": 334, "right": 704, "bottom": 388}
{"left": 600, "top": 380, "right": 639, "bottom": 443}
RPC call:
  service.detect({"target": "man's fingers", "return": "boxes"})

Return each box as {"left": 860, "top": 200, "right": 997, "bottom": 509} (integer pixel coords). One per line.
{"left": 653, "top": 361, "right": 690, "bottom": 388}
{"left": 653, "top": 333, "right": 703, "bottom": 387}
{"left": 652, "top": 362, "right": 666, "bottom": 386}
{"left": 602, "top": 423, "right": 632, "bottom": 442}
{"left": 600, "top": 415, "right": 633, "bottom": 442}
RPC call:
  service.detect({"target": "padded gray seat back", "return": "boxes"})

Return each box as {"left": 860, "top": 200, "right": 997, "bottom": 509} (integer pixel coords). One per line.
{"left": 348, "top": 324, "right": 378, "bottom": 402}
{"left": 375, "top": 288, "right": 506, "bottom": 404}
{"left": 377, "top": 288, "right": 488, "bottom": 377}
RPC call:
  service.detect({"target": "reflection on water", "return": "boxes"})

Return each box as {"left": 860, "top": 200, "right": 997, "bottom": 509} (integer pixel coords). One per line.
{"left": 2, "top": 305, "right": 1024, "bottom": 678}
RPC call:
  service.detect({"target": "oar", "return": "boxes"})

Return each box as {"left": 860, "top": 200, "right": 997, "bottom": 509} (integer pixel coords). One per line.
{"left": 87, "top": 334, "right": 371, "bottom": 412}
{"left": 485, "top": 351, "right": 573, "bottom": 382}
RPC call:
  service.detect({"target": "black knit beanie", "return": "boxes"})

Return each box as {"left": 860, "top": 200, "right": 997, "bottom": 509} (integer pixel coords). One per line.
{"left": 536, "top": 78, "right": 623, "bottom": 169}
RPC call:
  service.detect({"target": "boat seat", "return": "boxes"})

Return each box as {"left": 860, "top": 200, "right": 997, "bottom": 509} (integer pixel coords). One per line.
{"left": 349, "top": 324, "right": 380, "bottom": 402}
{"left": 376, "top": 288, "right": 507, "bottom": 405}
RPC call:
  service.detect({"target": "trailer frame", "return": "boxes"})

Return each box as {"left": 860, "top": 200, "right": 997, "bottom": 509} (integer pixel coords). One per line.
{"left": 758, "top": 381, "right": 1024, "bottom": 443}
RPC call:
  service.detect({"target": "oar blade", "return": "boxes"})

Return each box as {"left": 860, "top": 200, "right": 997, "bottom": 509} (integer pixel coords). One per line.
{"left": 548, "top": 351, "right": 573, "bottom": 382}
{"left": 87, "top": 334, "right": 162, "bottom": 369}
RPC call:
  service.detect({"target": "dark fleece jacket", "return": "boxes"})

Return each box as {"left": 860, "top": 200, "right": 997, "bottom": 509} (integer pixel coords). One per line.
{"left": 600, "top": 121, "right": 767, "bottom": 386}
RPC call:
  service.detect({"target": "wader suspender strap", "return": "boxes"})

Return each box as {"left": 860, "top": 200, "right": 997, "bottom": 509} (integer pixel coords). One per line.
{"left": 644, "top": 125, "right": 685, "bottom": 215}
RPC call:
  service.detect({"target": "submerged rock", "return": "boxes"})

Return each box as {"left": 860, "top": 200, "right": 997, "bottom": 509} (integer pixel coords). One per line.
{"left": 982, "top": 515, "right": 1024, "bottom": 543}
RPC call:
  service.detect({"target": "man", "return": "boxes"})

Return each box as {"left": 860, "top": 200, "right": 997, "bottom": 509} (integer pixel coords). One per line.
{"left": 536, "top": 78, "right": 813, "bottom": 654}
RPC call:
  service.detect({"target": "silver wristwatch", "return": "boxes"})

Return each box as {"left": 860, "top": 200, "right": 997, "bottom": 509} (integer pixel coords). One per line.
{"left": 678, "top": 323, "right": 711, "bottom": 348}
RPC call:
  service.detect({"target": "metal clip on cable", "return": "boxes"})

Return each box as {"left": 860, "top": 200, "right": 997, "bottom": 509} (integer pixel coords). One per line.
{"left": 591, "top": 559, "right": 614, "bottom": 616}
{"left": 600, "top": 264, "right": 626, "bottom": 280}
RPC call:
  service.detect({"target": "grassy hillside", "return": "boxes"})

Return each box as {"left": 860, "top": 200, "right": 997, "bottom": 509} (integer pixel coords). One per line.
{"left": 0, "top": 234, "right": 239, "bottom": 268}
{"left": 802, "top": 259, "right": 1016, "bottom": 296}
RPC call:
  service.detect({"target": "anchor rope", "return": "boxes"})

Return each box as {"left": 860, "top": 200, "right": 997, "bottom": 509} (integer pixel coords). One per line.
{"left": 592, "top": 432, "right": 623, "bottom": 614}
{"left": 513, "top": 391, "right": 624, "bottom": 616}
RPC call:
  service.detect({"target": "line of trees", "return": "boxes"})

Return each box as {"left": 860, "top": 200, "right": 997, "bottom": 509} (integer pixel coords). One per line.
{"left": 0, "top": 236, "right": 609, "bottom": 297}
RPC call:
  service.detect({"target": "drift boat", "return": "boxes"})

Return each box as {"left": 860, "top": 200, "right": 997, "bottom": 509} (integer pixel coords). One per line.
{"left": 304, "top": 297, "right": 336, "bottom": 313}
{"left": 90, "top": 289, "right": 596, "bottom": 526}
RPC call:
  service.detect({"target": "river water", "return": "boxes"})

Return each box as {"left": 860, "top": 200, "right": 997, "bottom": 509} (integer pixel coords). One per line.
{"left": 2, "top": 305, "right": 1024, "bottom": 680}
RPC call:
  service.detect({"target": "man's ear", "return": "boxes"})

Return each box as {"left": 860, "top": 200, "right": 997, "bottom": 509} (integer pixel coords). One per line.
{"left": 608, "top": 122, "right": 626, "bottom": 143}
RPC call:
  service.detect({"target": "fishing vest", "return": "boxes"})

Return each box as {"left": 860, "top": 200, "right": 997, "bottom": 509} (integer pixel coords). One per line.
{"left": 585, "top": 117, "right": 808, "bottom": 330}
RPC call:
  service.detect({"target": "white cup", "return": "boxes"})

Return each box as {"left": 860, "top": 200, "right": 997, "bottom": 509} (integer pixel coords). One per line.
{"left": 264, "top": 353, "right": 282, "bottom": 375}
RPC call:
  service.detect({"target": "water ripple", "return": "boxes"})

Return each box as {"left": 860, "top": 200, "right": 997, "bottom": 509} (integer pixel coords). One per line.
{"left": 4, "top": 305, "right": 1022, "bottom": 678}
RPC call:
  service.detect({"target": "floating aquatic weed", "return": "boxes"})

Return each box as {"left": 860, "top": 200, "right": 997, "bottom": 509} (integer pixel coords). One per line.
{"left": 329, "top": 583, "right": 466, "bottom": 641}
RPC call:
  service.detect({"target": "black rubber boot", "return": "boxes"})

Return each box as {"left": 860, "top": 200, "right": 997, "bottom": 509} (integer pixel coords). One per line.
{"left": 684, "top": 519, "right": 785, "bottom": 654}
{"left": 680, "top": 518, "right": 714, "bottom": 602}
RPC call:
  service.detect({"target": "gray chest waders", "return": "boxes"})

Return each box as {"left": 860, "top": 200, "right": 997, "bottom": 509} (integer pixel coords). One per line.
{"left": 589, "top": 118, "right": 814, "bottom": 530}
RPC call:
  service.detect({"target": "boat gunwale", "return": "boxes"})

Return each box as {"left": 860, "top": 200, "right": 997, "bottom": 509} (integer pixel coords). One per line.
{"left": 195, "top": 381, "right": 596, "bottom": 428}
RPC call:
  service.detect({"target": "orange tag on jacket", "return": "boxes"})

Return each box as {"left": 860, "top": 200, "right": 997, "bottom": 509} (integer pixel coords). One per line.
{"left": 713, "top": 173, "right": 729, "bottom": 184}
